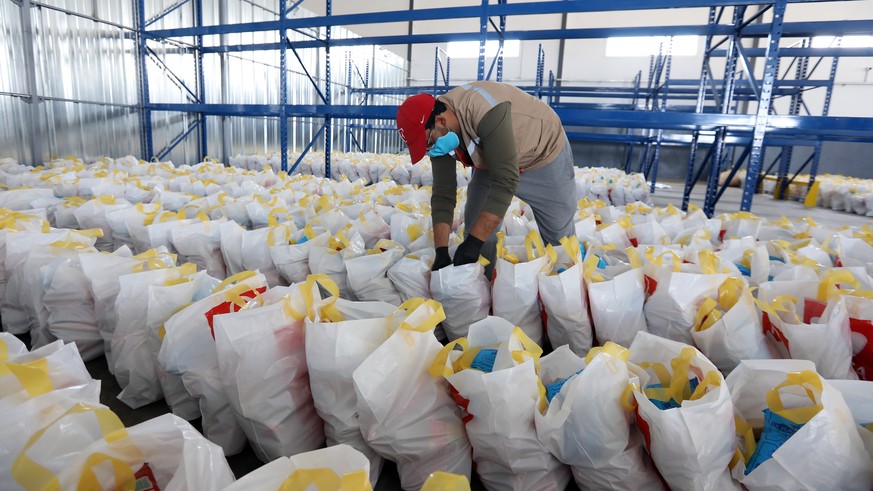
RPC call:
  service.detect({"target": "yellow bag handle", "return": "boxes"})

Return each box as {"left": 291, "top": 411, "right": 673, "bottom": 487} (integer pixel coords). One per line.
{"left": 396, "top": 298, "right": 446, "bottom": 333}
{"left": 74, "top": 228, "right": 104, "bottom": 238}
{"left": 407, "top": 224, "right": 424, "bottom": 242}
{"left": 694, "top": 298, "right": 722, "bottom": 332}
{"left": 278, "top": 468, "right": 371, "bottom": 491}
{"left": 268, "top": 207, "right": 291, "bottom": 227}
{"left": 509, "top": 326, "right": 543, "bottom": 367}
{"left": 840, "top": 289, "right": 873, "bottom": 300}
{"left": 817, "top": 270, "right": 860, "bottom": 302}
{"left": 582, "top": 254, "right": 605, "bottom": 282}
{"left": 328, "top": 230, "right": 352, "bottom": 251}
{"left": 0, "top": 358, "right": 52, "bottom": 398}
{"left": 732, "top": 415, "right": 757, "bottom": 468}
{"left": 13, "top": 404, "right": 127, "bottom": 491}
{"left": 212, "top": 271, "right": 257, "bottom": 293}
{"left": 765, "top": 370, "right": 824, "bottom": 424}
{"left": 718, "top": 277, "right": 746, "bottom": 311}
{"left": 496, "top": 232, "right": 518, "bottom": 264}
{"left": 524, "top": 230, "right": 546, "bottom": 261}
{"left": 76, "top": 452, "right": 136, "bottom": 491}
{"left": 49, "top": 240, "right": 91, "bottom": 251}
{"left": 267, "top": 223, "right": 292, "bottom": 247}
{"left": 584, "top": 341, "right": 630, "bottom": 365}
{"left": 302, "top": 274, "right": 343, "bottom": 322}
{"left": 421, "top": 472, "right": 471, "bottom": 491}
{"left": 558, "top": 236, "right": 582, "bottom": 265}
{"left": 428, "top": 338, "right": 470, "bottom": 378}
{"left": 222, "top": 283, "right": 264, "bottom": 310}
{"left": 698, "top": 250, "right": 720, "bottom": 275}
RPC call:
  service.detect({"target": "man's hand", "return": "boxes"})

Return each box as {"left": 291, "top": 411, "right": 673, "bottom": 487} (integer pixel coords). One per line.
{"left": 432, "top": 246, "right": 452, "bottom": 271}
{"left": 452, "top": 235, "right": 484, "bottom": 266}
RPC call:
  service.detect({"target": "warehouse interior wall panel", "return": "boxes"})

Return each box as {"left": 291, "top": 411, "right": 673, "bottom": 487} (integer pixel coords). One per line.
{"left": 0, "top": 1, "right": 31, "bottom": 163}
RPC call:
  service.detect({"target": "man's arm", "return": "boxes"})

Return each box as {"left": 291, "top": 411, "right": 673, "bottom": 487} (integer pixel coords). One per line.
{"left": 430, "top": 154, "right": 457, "bottom": 247}
{"left": 469, "top": 101, "right": 519, "bottom": 241}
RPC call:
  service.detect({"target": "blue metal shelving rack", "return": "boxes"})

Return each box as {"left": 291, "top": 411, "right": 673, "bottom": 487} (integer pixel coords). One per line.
{"left": 136, "top": 0, "right": 873, "bottom": 213}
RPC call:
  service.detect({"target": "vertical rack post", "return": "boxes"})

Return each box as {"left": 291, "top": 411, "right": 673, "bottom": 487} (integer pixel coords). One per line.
{"left": 776, "top": 39, "right": 808, "bottom": 199}
{"left": 219, "top": 0, "right": 230, "bottom": 164}
{"left": 496, "top": 0, "right": 507, "bottom": 82}
{"left": 477, "top": 0, "right": 488, "bottom": 81}
{"left": 195, "top": 0, "right": 207, "bottom": 161}
{"left": 683, "top": 6, "right": 719, "bottom": 211}
{"left": 19, "top": 0, "right": 42, "bottom": 165}
{"left": 704, "top": 6, "right": 745, "bottom": 217}
{"left": 433, "top": 46, "right": 440, "bottom": 95}
{"left": 535, "top": 43, "right": 544, "bottom": 99}
{"left": 741, "top": 0, "right": 787, "bottom": 212}
{"left": 324, "top": 0, "right": 332, "bottom": 178}
{"left": 279, "top": 0, "right": 289, "bottom": 172}
{"left": 135, "top": 0, "right": 153, "bottom": 161}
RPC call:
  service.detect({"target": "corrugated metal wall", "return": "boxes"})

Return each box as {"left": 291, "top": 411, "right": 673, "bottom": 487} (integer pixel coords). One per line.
{"left": 0, "top": 0, "right": 408, "bottom": 166}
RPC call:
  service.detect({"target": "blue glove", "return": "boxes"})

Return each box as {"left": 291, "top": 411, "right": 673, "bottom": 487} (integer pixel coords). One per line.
{"left": 427, "top": 131, "right": 460, "bottom": 157}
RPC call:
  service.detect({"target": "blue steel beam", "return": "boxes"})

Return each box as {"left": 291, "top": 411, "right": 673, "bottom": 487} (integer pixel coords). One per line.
{"left": 147, "top": 0, "right": 855, "bottom": 38}
{"left": 325, "top": 0, "right": 332, "bottom": 179}
{"left": 147, "top": 103, "right": 873, "bottom": 140}
{"left": 712, "top": 47, "right": 873, "bottom": 57}
{"left": 196, "top": 20, "right": 873, "bottom": 52}
{"left": 156, "top": 119, "right": 200, "bottom": 161}
{"left": 280, "top": 0, "right": 288, "bottom": 172}
{"left": 195, "top": 0, "right": 207, "bottom": 161}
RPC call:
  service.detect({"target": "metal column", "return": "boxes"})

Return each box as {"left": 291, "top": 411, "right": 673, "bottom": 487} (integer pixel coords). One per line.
{"left": 135, "top": 0, "right": 153, "bottom": 161}
{"left": 19, "top": 0, "right": 42, "bottom": 165}
{"left": 704, "top": 6, "right": 745, "bottom": 217}
{"left": 477, "top": 0, "right": 488, "bottom": 81}
{"left": 324, "top": 0, "right": 332, "bottom": 178}
{"left": 195, "top": 0, "right": 207, "bottom": 161}
{"left": 741, "top": 0, "right": 788, "bottom": 211}
{"left": 219, "top": 0, "right": 230, "bottom": 164}
{"left": 279, "top": 0, "right": 288, "bottom": 171}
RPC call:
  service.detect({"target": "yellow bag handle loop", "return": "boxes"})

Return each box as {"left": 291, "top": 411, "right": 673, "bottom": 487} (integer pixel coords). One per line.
{"left": 212, "top": 271, "right": 257, "bottom": 293}
{"left": 278, "top": 467, "right": 372, "bottom": 491}
{"left": 428, "top": 339, "right": 470, "bottom": 378}
{"left": 302, "top": 274, "right": 342, "bottom": 321}
{"left": 694, "top": 298, "right": 721, "bottom": 332}
{"left": 13, "top": 403, "right": 127, "bottom": 491}
{"left": 397, "top": 299, "right": 446, "bottom": 333}
{"left": 698, "top": 250, "right": 719, "bottom": 275}
{"left": 582, "top": 254, "right": 605, "bottom": 282}
{"left": 268, "top": 207, "right": 291, "bottom": 227}
{"left": 49, "top": 240, "right": 91, "bottom": 251}
{"left": 407, "top": 224, "right": 424, "bottom": 242}
{"left": 817, "top": 270, "right": 860, "bottom": 302}
{"left": 0, "top": 358, "right": 52, "bottom": 398}
{"left": 620, "top": 383, "right": 639, "bottom": 412}
{"left": 76, "top": 452, "right": 136, "bottom": 491}
{"left": 222, "top": 284, "right": 263, "bottom": 310}
{"left": 267, "top": 223, "right": 292, "bottom": 247}
{"left": 765, "top": 370, "right": 824, "bottom": 424}
{"left": 558, "top": 236, "right": 582, "bottom": 265}
{"left": 421, "top": 472, "right": 471, "bottom": 491}
{"left": 731, "top": 415, "right": 757, "bottom": 468}
{"left": 524, "top": 230, "right": 546, "bottom": 261}
{"left": 718, "top": 277, "right": 746, "bottom": 311}
{"left": 584, "top": 341, "right": 630, "bottom": 364}
{"left": 509, "top": 326, "right": 544, "bottom": 366}
{"left": 626, "top": 246, "right": 643, "bottom": 269}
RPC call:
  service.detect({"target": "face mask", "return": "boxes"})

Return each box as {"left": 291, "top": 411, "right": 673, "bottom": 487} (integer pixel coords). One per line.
{"left": 426, "top": 131, "right": 460, "bottom": 158}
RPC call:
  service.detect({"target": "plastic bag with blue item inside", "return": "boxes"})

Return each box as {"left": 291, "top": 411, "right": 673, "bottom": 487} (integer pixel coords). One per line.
{"left": 726, "top": 359, "right": 873, "bottom": 491}
{"left": 535, "top": 343, "right": 664, "bottom": 490}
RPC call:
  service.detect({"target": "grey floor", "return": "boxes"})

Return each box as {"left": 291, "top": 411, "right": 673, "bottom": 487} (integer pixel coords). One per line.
{"left": 16, "top": 183, "right": 867, "bottom": 489}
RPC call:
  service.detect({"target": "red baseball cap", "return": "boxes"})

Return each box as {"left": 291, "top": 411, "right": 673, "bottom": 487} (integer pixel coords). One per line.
{"left": 396, "top": 93, "right": 436, "bottom": 164}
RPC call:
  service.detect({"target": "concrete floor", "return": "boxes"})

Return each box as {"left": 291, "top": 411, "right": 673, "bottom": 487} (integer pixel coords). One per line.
{"left": 651, "top": 179, "right": 872, "bottom": 227}
{"left": 16, "top": 184, "right": 867, "bottom": 489}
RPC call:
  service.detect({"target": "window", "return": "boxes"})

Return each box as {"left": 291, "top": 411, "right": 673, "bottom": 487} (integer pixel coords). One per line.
{"left": 446, "top": 39, "right": 520, "bottom": 59}
{"left": 812, "top": 35, "right": 873, "bottom": 48}
{"left": 605, "top": 36, "right": 699, "bottom": 57}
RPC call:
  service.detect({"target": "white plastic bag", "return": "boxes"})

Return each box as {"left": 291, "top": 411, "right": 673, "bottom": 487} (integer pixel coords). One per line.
{"left": 535, "top": 344, "right": 663, "bottom": 490}
{"left": 113, "top": 264, "right": 196, "bottom": 408}
{"left": 690, "top": 278, "right": 778, "bottom": 373}
{"left": 56, "top": 413, "right": 235, "bottom": 491}
{"left": 0, "top": 341, "right": 93, "bottom": 405}
{"left": 629, "top": 332, "right": 740, "bottom": 491}
{"left": 146, "top": 270, "right": 219, "bottom": 421}
{"left": 430, "top": 261, "right": 491, "bottom": 341}
{"left": 158, "top": 271, "right": 268, "bottom": 455}
{"left": 344, "top": 239, "right": 405, "bottom": 305}
{"left": 213, "top": 281, "right": 325, "bottom": 463}
{"left": 492, "top": 231, "right": 550, "bottom": 346}
{"left": 222, "top": 444, "right": 371, "bottom": 491}
{"left": 758, "top": 274, "right": 857, "bottom": 379}
{"left": 433, "top": 316, "right": 572, "bottom": 491}
{"left": 305, "top": 284, "right": 401, "bottom": 486}
{"left": 586, "top": 259, "right": 648, "bottom": 347}
{"left": 727, "top": 360, "right": 873, "bottom": 490}
{"left": 170, "top": 218, "right": 227, "bottom": 279}
{"left": 538, "top": 236, "right": 593, "bottom": 354}
{"left": 354, "top": 299, "right": 472, "bottom": 490}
